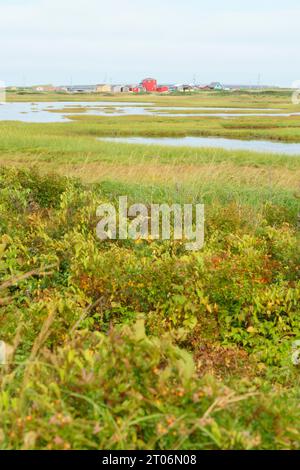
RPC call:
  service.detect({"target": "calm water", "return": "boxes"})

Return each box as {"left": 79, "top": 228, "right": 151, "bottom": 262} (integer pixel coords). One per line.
{"left": 98, "top": 136, "right": 300, "bottom": 156}
{"left": 0, "top": 102, "right": 152, "bottom": 122}
{"left": 0, "top": 102, "right": 299, "bottom": 122}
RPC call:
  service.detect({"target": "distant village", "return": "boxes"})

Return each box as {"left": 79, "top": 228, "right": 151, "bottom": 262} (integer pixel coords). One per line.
{"left": 6, "top": 78, "right": 272, "bottom": 94}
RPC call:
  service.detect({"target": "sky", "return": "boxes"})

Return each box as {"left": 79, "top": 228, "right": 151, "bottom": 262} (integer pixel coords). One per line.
{"left": 0, "top": 0, "right": 299, "bottom": 87}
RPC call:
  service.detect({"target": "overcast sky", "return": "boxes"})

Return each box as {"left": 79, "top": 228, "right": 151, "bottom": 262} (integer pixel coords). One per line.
{"left": 0, "top": 0, "right": 299, "bottom": 86}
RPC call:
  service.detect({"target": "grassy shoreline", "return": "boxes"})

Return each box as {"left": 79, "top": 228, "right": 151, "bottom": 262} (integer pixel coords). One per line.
{"left": 3, "top": 114, "right": 300, "bottom": 145}
{"left": 5, "top": 89, "right": 299, "bottom": 108}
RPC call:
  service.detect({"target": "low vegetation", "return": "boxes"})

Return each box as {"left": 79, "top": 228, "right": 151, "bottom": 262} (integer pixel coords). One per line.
{"left": 0, "top": 91, "right": 299, "bottom": 449}
{"left": 0, "top": 166, "right": 299, "bottom": 450}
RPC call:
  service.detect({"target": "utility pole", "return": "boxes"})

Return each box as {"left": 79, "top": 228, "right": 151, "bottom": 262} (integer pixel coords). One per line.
{"left": 257, "top": 73, "right": 261, "bottom": 89}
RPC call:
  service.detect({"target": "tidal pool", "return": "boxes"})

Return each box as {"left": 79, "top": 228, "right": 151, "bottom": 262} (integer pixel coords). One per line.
{"left": 98, "top": 136, "right": 300, "bottom": 156}
{"left": 0, "top": 102, "right": 298, "bottom": 122}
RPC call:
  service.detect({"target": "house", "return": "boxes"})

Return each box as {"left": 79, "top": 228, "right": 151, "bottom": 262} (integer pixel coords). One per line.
{"left": 96, "top": 84, "right": 112, "bottom": 93}
{"left": 65, "top": 85, "right": 97, "bottom": 93}
{"left": 141, "top": 78, "right": 170, "bottom": 93}
{"left": 172, "top": 84, "right": 194, "bottom": 92}
{"left": 173, "top": 84, "right": 184, "bottom": 92}
{"left": 178, "top": 84, "right": 194, "bottom": 92}
{"left": 209, "top": 82, "right": 224, "bottom": 91}
{"left": 120, "top": 86, "right": 131, "bottom": 93}
{"left": 199, "top": 85, "right": 212, "bottom": 91}
{"left": 32, "top": 84, "right": 56, "bottom": 92}
{"left": 111, "top": 85, "right": 122, "bottom": 93}
{"left": 141, "top": 78, "right": 157, "bottom": 92}
{"left": 156, "top": 86, "right": 169, "bottom": 93}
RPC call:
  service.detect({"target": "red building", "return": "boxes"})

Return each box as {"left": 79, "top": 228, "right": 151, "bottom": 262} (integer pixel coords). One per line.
{"left": 142, "top": 78, "right": 157, "bottom": 92}
{"left": 156, "top": 86, "right": 169, "bottom": 93}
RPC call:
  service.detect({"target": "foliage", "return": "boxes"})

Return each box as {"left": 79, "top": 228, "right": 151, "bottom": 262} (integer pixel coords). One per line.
{"left": 0, "top": 167, "right": 299, "bottom": 449}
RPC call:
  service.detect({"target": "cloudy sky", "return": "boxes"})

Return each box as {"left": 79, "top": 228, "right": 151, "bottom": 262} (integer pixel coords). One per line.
{"left": 0, "top": 0, "right": 299, "bottom": 86}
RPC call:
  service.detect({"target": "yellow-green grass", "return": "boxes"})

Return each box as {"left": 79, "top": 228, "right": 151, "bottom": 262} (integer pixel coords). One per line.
{"left": 150, "top": 109, "right": 297, "bottom": 115}
{"left": 64, "top": 114, "right": 300, "bottom": 142}
{"left": 47, "top": 106, "right": 298, "bottom": 116}
{"left": 0, "top": 119, "right": 299, "bottom": 217}
{"left": 3, "top": 110, "right": 300, "bottom": 141}
{"left": 1, "top": 98, "right": 299, "bottom": 211}
{"left": 6, "top": 89, "right": 299, "bottom": 111}
{"left": 46, "top": 106, "right": 121, "bottom": 114}
{"left": 1, "top": 120, "right": 300, "bottom": 166}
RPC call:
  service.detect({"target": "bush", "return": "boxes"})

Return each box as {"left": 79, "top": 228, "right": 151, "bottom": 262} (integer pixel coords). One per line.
{"left": 1, "top": 168, "right": 300, "bottom": 449}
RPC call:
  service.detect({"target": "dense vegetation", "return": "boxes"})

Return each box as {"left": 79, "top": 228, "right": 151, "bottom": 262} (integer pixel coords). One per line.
{"left": 0, "top": 91, "right": 299, "bottom": 449}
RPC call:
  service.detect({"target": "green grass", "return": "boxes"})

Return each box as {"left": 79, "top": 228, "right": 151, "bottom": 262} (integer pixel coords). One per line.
{"left": 0, "top": 167, "right": 299, "bottom": 450}
{"left": 67, "top": 114, "right": 300, "bottom": 141}
{"left": 2, "top": 118, "right": 300, "bottom": 161}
